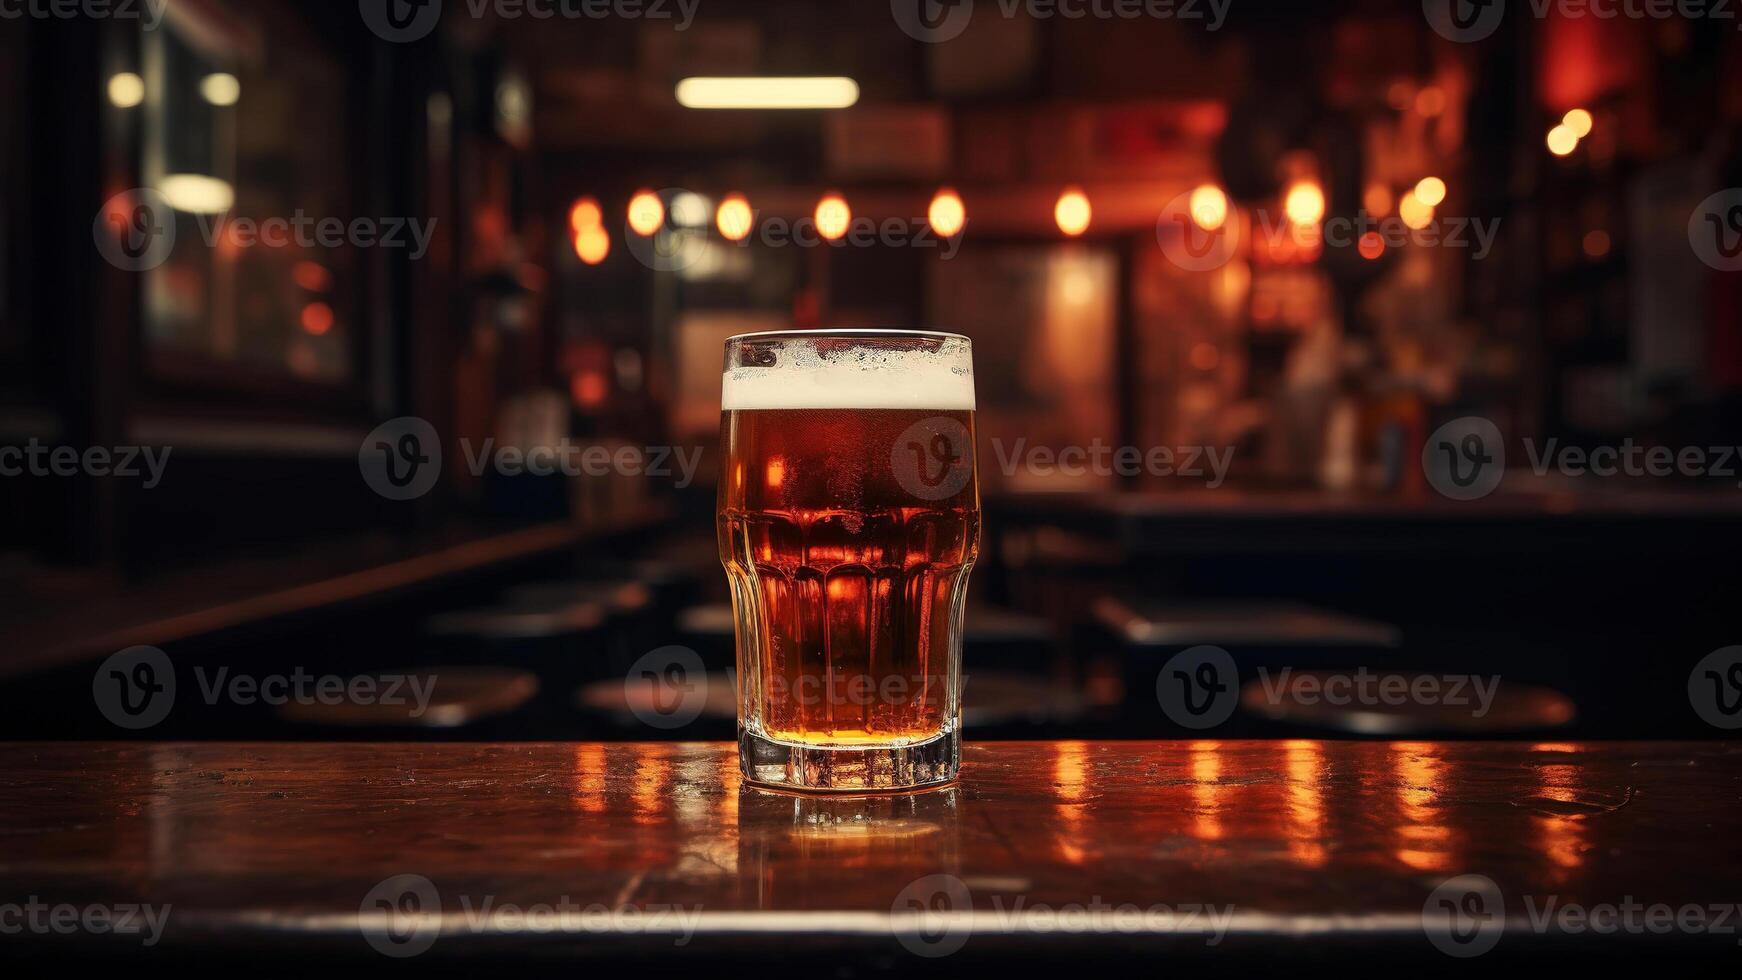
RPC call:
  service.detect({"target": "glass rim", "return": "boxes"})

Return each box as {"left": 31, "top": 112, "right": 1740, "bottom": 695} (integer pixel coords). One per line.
{"left": 723, "top": 327, "right": 970, "bottom": 344}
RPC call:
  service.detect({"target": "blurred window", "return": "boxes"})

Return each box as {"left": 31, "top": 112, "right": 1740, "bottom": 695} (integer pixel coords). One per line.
{"left": 142, "top": 2, "right": 357, "bottom": 387}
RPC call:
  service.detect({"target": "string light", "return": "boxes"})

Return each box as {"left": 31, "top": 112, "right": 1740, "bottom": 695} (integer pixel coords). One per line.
{"left": 928, "top": 188, "right": 966, "bottom": 237}
{"left": 627, "top": 190, "right": 664, "bottom": 236}
{"left": 716, "top": 194, "right": 753, "bottom": 241}
{"left": 1189, "top": 184, "right": 1229, "bottom": 232}
{"left": 814, "top": 193, "right": 851, "bottom": 241}
{"left": 1414, "top": 177, "right": 1447, "bottom": 208}
{"left": 1054, "top": 187, "right": 1091, "bottom": 237}
{"left": 1284, "top": 180, "right": 1326, "bottom": 226}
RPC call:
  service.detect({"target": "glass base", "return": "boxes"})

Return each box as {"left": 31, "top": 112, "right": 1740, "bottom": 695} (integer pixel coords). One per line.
{"left": 739, "top": 728, "right": 959, "bottom": 792}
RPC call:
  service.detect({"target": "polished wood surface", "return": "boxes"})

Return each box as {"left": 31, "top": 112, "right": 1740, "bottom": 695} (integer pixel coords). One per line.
{"left": 1, "top": 740, "right": 1738, "bottom": 962}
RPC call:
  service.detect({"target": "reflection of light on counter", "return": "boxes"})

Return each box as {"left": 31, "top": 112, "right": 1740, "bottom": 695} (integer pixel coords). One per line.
{"left": 1284, "top": 740, "right": 1326, "bottom": 867}
{"left": 159, "top": 174, "right": 235, "bottom": 214}
{"left": 574, "top": 744, "right": 606, "bottom": 813}
{"left": 632, "top": 745, "right": 671, "bottom": 825}
{"left": 1191, "top": 741, "right": 1223, "bottom": 841}
{"left": 1053, "top": 741, "right": 1089, "bottom": 864}
{"left": 107, "top": 72, "right": 145, "bottom": 108}
{"left": 1391, "top": 742, "right": 1453, "bottom": 871}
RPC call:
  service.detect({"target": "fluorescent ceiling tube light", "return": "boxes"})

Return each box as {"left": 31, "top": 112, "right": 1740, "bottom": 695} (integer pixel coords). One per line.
{"left": 674, "top": 76, "right": 860, "bottom": 110}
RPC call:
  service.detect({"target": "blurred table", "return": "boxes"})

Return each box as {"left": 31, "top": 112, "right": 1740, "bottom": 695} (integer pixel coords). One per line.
{"left": 1, "top": 741, "right": 1738, "bottom": 967}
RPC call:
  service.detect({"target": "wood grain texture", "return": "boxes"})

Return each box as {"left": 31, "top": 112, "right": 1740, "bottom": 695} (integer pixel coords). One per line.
{"left": 1, "top": 740, "right": 1738, "bottom": 963}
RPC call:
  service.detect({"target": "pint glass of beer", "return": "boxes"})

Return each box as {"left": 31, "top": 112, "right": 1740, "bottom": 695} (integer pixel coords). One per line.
{"left": 719, "top": 330, "right": 979, "bottom": 791}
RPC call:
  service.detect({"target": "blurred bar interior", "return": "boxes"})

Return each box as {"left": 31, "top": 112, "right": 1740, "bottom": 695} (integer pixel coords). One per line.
{"left": 1, "top": 0, "right": 1740, "bottom": 742}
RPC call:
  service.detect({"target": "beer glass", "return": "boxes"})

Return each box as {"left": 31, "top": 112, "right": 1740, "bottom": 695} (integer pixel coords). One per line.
{"left": 719, "top": 330, "right": 980, "bottom": 791}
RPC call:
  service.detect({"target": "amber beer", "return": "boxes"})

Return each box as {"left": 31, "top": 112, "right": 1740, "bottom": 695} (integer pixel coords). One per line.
{"left": 719, "top": 330, "right": 979, "bottom": 791}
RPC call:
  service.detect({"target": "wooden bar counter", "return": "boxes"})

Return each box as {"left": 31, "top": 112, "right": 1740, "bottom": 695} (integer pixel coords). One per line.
{"left": 2, "top": 741, "right": 1739, "bottom": 968}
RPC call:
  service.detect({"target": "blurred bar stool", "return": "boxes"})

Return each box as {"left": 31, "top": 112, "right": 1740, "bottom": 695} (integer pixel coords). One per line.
{"left": 423, "top": 590, "right": 616, "bottom": 714}
{"left": 276, "top": 667, "right": 540, "bottom": 739}
{"left": 1092, "top": 596, "right": 1401, "bottom": 728}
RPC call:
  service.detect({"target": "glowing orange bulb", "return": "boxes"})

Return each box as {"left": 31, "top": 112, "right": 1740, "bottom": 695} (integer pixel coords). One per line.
{"left": 1358, "top": 232, "right": 1385, "bottom": 260}
{"left": 814, "top": 193, "right": 850, "bottom": 241}
{"left": 1546, "top": 125, "right": 1578, "bottom": 156}
{"left": 300, "top": 302, "right": 335, "bottom": 336}
{"left": 1284, "top": 181, "right": 1326, "bottom": 226}
{"left": 1054, "top": 187, "right": 1091, "bottom": 237}
{"left": 574, "top": 225, "right": 610, "bottom": 265}
{"left": 1188, "top": 184, "right": 1228, "bottom": 231}
{"left": 627, "top": 190, "right": 664, "bottom": 236}
{"left": 716, "top": 194, "right": 753, "bottom": 241}
{"left": 569, "top": 196, "right": 602, "bottom": 233}
{"left": 1398, "top": 191, "right": 1434, "bottom": 231}
{"left": 1562, "top": 108, "right": 1593, "bottom": 139}
{"left": 928, "top": 188, "right": 966, "bottom": 238}
{"left": 1413, "top": 177, "right": 1447, "bottom": 208}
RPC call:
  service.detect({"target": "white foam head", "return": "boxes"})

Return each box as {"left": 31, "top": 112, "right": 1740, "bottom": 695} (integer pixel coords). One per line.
{"left": 722, "top": 331, "right": 975, "bottom": 410}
